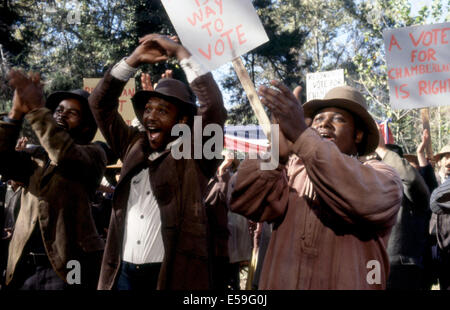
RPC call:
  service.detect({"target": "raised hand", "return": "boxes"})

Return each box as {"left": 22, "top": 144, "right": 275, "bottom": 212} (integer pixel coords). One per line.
{"left": 15, "top": 136, "right": 29, "bottom": 151}
{"left": 161, "top": 69, "right": 173, "bottom": 79}
{"left": 126, "top": 34, "right": 169, "bottom": 67}
{"left": 270, "top": 114, "right": 292, "bottom": 165}
{"left": 258, "top": 80, "right": 307, "bottom": 143}
{"left": 293, "top": 85, "right": 302, "bottom": 103}
{"left": 417, "top": 129, "right": 430, "bottom": 166}
{"left": 127, "top": 34, "right": 191, "bottom": 68}
{"left": 149, "top": 35, "right": 191, "bottom": 61}
{"left": 417, "top": 129, "right": 429, "bottom": 155}
{"left": 8, "top": 69, "right": 45, "bottom": 119}
{"left": 217, "top": 157, "right": 233, "bottom": 176}
{"left": 140, "top": 73, "right": 154, "bottom": 91}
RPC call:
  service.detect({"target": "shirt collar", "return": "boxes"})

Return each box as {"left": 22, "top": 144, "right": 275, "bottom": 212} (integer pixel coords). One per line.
{"left": 148, "top": 137, "right": 183, "bottom": 162}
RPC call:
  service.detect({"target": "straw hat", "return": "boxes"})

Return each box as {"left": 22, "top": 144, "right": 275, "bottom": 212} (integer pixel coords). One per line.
{"left": 434, "top": 145, "right": 450, "bottom": 162}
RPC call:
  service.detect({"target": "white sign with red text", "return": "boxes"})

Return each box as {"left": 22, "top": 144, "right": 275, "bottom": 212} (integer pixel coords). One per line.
{"left": 383, "top": 22, "right": 450, "bottom": 109}
{"left": 161, "top": 0, "right": 269, "bottom": 71}
{"left": 83, "top": 78, "right": 136, "bottom": 142}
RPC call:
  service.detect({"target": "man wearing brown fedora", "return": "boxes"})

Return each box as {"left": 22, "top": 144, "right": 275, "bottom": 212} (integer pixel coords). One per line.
{"left": 0, "top": 70, "right": 106, "bottom": 289}
{"left": 89, "top": 34, "right": 226, "bottom": 290}
{"left": 230, "top": 81, "right": 403, "bottom": 289}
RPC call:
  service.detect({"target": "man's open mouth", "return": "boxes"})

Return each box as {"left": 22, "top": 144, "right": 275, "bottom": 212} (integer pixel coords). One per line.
{"left": 56, "top": 120, "right": 68, "bottom": 130}
{"left": 319, "top": 132, "right": 335, "bottom": 141}
{"left": 147, "top": 127, "right": 162, "bottom": 140}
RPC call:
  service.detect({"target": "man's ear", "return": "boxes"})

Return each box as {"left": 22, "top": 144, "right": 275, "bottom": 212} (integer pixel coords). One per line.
{"left": 355, "top": 129, "right": 364, "bottom": 144}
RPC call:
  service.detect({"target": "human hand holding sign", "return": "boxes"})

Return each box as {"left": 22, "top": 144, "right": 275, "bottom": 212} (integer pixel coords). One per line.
{"left": 8, "top": 69, "right": 45, "bottom": 120}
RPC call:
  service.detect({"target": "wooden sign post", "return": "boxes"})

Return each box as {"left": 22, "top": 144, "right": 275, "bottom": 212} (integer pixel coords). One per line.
{"left": 232, "top": 57, "right": 271, "bottom": 139}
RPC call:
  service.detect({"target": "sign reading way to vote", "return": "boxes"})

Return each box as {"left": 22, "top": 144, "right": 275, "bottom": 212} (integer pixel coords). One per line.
{"left": 83, "top": 78, "right": 136, "bottom": 142}
{"left": 306, "top": 69, "right": 345, "bottom": 101}
{"left": 161, "top": 0, "right": 269, "bottom": 71}
{"left": 383, "top": 22, "right": 450, "bottom": 109}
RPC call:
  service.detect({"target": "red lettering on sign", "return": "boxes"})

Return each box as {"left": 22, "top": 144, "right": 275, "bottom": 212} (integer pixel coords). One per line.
{"left": 202, "top": 21, "right": 213, "bottom": 36}
{"left": 409, "top": 28, "right": 450, "bottom": 47}
{"left": 410, "top": 32, "right": 424, "bottom": 47}
{"left": 214, "top": 0, "right": 223, "bottom": 15}
{"left": 236, "top": 24, "right": 247, "bottom": 45}
{"left": 221, "top": 29, "right": 234, "bottom": 50}
{"left": 214, "top": 18, "right": 224, "bottom": 32}
{"left": 205, "top": 5, "right": 217, "bottom": 19}
{"left": 119, "top": 99, "right": 127, "bottom": 112}
{"left": 388, "top": 35, "right": 402, "bottom": 51}
{"left": 410, "top": 48, "right": 437, "bottom": 63}
{"left": 395, "top": 84, "right": 409, "bottom": 99}
{"left": 187, "top": 9, "right": 204, "bottom": 26}
{"left": 199, "top": 45, "right": 212, "bottom": 60}
{"left": 419, "top": 79, "right": 450, "bottom": 96}
{"left": 215, "top": 39, "right": 225, "bottom": 55}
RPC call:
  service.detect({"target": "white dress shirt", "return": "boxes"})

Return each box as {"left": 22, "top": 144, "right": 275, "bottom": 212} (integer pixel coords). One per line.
{"left": 112, "top": 53, "right": 207, "bottom": 264}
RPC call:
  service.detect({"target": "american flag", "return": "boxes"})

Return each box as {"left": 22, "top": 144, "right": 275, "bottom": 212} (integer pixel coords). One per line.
{"left": 379, "top": 120, "right": 395, "bottom": 145}
{"left": 224, "top": 125, "right": 269, "bottom": 153}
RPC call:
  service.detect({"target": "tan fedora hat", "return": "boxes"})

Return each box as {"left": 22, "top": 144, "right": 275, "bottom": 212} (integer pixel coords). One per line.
{"left": 434, "top": 145, "right": 450, "bottom": 162}
{"left": 303, "top": 85, "right": 379, "bottom": 155}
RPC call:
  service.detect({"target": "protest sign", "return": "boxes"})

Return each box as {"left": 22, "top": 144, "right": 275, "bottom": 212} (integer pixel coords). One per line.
{"left": 161, "top": 0, "right": 269, "bottom": 71}
{"left": 161, "top": 0, "right": 271, "bottom": 137}
{"left": 83, "top": 78, "right": 136, "bottom": 141}
{"left": 306, "top": 69, "right": 345, "bottom": 101}
{"left": 383, "top": 22, "right": 450, "bottom": 109}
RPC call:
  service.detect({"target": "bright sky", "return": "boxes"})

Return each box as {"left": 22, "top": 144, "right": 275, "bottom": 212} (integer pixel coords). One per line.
{"left": 410, "top": 0, "right": 449, "bottom": 21}
{"left": 411, "top": 0, "right": 432, "bottom": 14}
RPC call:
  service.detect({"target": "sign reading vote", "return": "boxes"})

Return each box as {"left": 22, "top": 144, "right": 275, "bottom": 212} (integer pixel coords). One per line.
{"left": 161, "top": 0, "right": 269, "bottom": 71}
{"left": 83, "top": 78, "right": 136, "bottom": 142}
{"left": 306, "top": 69, "right": 345, "bottom": 101}
{"left": 383, "top": 22, "right": 450, "bottom": 109}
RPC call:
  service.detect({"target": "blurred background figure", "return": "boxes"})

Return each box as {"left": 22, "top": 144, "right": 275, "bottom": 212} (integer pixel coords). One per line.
{"left": 204, "top": 150, "right": 252, "bottom": 290}
{"left": 376, "top": 124, "right": 431, "bottom": 290}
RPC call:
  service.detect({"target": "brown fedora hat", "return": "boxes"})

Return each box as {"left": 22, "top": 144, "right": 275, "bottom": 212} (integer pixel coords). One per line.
{"left": 303, "top": 85, "right": 379, "bottom": 155}
{"left": 434, "top": 145, "right": 450, "bottom": 162}
{"left": 132, "top": 78, "right": 197, "bottom": 124}
{"left": 46, "top": 89, "right": 97, "bottom": 143}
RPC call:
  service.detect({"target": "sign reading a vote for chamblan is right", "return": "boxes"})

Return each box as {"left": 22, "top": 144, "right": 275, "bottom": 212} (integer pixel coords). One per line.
{"left": 383, "top": 22, "right": 450, "bottom": 109}
{"left": 161, "top": 0, "right": 269, "bottom": 71}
